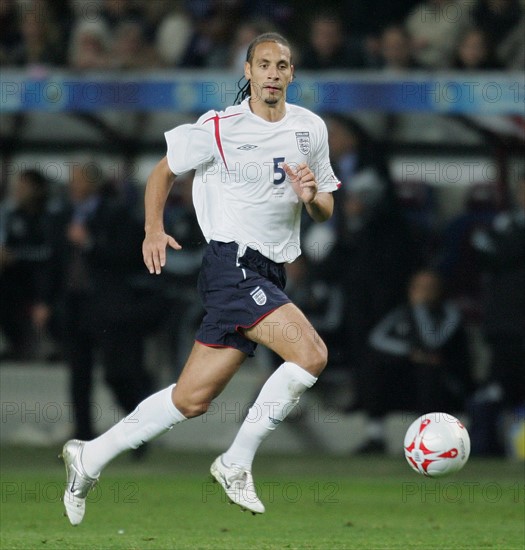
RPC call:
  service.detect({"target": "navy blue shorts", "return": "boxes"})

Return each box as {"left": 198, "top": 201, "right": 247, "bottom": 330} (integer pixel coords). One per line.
{"left": 195, "top": 240, "right": 291, "bottom": 356}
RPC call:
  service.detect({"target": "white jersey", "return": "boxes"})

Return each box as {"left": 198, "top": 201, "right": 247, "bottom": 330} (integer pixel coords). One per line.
{"left": 164, "top": 98, "right": 340, "bottom": 263}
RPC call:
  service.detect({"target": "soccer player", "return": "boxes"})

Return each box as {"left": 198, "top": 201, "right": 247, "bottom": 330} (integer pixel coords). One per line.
{"left": 61, "top": 32, "right": 340, "bottom": 525}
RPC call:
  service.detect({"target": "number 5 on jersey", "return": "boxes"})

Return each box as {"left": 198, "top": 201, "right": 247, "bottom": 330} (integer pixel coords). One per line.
{"left": 273, "top": 157, "right": 285, "bottom": 185}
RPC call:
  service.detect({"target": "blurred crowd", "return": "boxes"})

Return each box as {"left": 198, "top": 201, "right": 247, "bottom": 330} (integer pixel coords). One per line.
{"left": 1, "top": 0, "right": 524, "bottom": 71}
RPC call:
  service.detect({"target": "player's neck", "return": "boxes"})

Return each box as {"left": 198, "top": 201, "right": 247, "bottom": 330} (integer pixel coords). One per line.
{"left": 248, "top": 98, "right": 286, "bottom": 122}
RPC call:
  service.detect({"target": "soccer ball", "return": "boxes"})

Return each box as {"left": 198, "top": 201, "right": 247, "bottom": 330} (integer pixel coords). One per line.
{"left": 404, "top": 412, "right": 470, "bottom": 477}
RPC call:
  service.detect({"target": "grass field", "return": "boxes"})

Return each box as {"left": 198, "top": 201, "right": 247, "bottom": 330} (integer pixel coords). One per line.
{"left": 0, "top": 445, "right": 523, "bottom": 549}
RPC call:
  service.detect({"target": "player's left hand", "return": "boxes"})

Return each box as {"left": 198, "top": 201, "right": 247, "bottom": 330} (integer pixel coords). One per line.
{"left": 284, "top": 163, "right": 318, "bottom": 204}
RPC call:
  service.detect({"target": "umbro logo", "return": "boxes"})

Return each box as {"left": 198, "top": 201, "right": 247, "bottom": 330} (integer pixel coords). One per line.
{"left": 237, "top": 144, "right": 258, "bottom": 150}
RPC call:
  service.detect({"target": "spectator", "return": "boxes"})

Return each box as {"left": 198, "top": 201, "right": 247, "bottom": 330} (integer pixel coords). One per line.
{"left": 472, "top": 0, "right": 522, "bottom": 50}
{"left": 341, "top": 0, "right": 420, "bottom": 40}
{"left": 319, "top": 168, "right": 421, "bottom": 411}
{"left": 99, "top": 0, "right": 143, "bottom": 32}
{"left": 179, "top": 4, "right": 238, "bottom": 68}
{"left": 228, "top": 19, "right": 275, "bottom": 73}
{"left": 111, "top": 20, "right": 161, "bottom": 70}
{"left": 397, "top": 182, "right": 441, "bottom": 268}
{"left": 378, "top": 25, "right": 421, "bottom": 71}
{"left": 68, "top": 20, "right": 112, "bottom": 71}
{"left": 406, "top": 0, "right": 472, "bottom": 68}
{"left": 324, "top": 115, "right": 399, "bottom": 228}
{"left": 497, "top": 14, "right": 525, "bottom": 69}
{"left": 438, "top": 182, "right": 501, "bottom": 323}
{"left": 0, "top": 169, "right": 64, "bottom": 360}
{"left": 357, "top": 269, "right": 473, "bottom": 453}
{"left": 11, "top": 3, "right": 65, "bottom": 67}
{"left": 325, "top": 115, "right": 393, "bottom": 194}
{"left": 155, "top": 2, "right": 193, "bottom": 66}
{"left": 0, "top": 0, "right": 22, "bottom": 66}
{"left": 469, "top": 176, "right": 525, "bottom": 455}
{"left": 299, "top": 11, "right": 365, "bottom": 70}
{"left": 56, "top": 161, "right": 166, "bottom": 441}
{"left": 138, "top": 0, "right": 173, "bottom": 44}
{"left": 243, "top": 0, "right": 295, "bottom": 34}
{"left": 338, "top": 0, "right": 421, "bottom": 69}
{"left": 451, "top": 27, "right": 502, "bottom": 70}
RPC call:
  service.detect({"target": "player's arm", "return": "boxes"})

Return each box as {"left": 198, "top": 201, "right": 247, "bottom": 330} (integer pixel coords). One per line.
{"left": 143, "top": 156, "right": 182, "bottom": 275}
{"left": 284, "top": 162, "right": 334, "bottom": 222}
{"left": 303, "top": 192, "right": 333, "bottom": 222}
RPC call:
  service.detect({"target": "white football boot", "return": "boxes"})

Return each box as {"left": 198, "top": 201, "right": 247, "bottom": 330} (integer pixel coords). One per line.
{"left": 210, "top": 455, "right": 265, "bottom": 514}
{"left": 60, "top": 439, "right": 99, "bottom": 525}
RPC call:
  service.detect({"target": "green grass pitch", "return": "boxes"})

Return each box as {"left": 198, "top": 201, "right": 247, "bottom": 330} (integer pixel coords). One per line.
{"left": 1, "top": 446, "right": 523, "bottom": 549}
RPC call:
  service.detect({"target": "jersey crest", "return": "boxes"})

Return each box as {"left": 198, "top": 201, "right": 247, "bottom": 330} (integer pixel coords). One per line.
{"left": 295, "top": 131, "right": 311, "bottom": 154}
{"left": 250, "top": 286, "right": 267, "bottom": 306}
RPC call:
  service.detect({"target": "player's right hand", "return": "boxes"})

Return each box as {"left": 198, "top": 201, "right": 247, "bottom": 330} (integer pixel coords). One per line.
{"left": 142, "top": 231, "right": 182, "bottom": 275}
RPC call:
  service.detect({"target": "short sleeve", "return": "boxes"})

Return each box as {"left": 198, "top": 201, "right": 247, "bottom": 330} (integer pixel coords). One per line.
{"left": 311, "top": 121, "right": 341, "bottom": 193}
{"left": 164, "top": 113, "right": 215, "bottom": 175}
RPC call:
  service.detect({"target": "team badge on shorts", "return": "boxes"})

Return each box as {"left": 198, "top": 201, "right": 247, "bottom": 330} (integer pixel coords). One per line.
{"left": 295, "top": 132, "right": 310, "bottom": 155}
{"left": 250, "top": 286, "right": 267, "bottom": 305}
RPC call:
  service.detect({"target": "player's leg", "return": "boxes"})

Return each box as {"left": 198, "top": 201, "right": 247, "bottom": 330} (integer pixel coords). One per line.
{"left": 243, "top": 302, "right": 328, "bottom": 375}
{"left": 61, "top": 342, "right": 246, "bottom": 524}
{"left": 227, "top": 303, "right": 326, "bottom": 465}
{"left": 80, "top": 341, "right": 245, "bottom": 471}
{"left": 212, "top": 303, "right": 327, "bottom": 513}
{"left": 171, "top": 343, "right": 246, "bottom": 417}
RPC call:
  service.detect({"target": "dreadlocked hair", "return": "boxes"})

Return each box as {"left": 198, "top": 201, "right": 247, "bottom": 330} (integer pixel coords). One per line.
{"left": 234, "top": 76, "right": 251, "bottom": 105}
{"left": 233, "top": 32, "right": 292, "bottom": 105}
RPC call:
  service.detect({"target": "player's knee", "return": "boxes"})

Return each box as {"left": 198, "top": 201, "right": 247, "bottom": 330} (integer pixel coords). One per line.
{"left": 313, "top": 341, "right": 329, "bottom": 375}
{"left": 300, "top": 339, "right": 328, "bottom": 376}
{"left": 172, "top": 396, "right": 211, "bottom": 418}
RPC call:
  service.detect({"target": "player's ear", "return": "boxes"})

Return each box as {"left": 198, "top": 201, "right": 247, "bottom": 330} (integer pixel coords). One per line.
{"left": 244, "top": 61, "right": 252, "bottom": 81}
{"left": 290, "top": 64, "right": 294, "bottom": 81}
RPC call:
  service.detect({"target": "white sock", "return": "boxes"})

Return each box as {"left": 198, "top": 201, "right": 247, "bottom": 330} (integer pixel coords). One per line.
{"left": 82, "top": 384, "right": 186, "bottom": 476}
{"left": 222, "top": 362, "right": 317, "bottom": 470}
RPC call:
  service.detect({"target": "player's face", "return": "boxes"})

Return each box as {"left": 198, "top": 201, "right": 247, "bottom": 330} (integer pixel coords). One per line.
{"left": 245, "top": 42, "right": 293, "bottom": 106}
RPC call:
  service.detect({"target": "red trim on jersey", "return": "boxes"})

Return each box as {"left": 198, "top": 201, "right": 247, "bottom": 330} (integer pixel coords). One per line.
{"left": 202, "top": 112, "right": 242, "bottom": 172}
